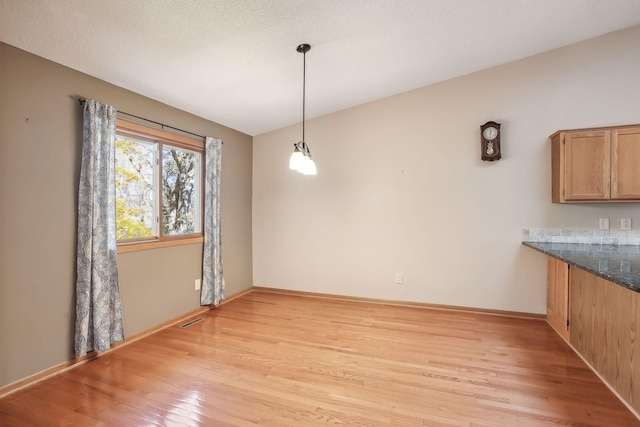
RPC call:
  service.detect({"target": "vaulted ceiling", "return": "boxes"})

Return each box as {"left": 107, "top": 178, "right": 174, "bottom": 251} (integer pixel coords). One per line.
{"left": 2, "top": 0, "right": 640, "bottom": 135}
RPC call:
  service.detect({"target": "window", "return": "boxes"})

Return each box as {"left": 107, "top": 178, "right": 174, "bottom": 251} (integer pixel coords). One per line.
{"left": 115, "top": 119, "right": 204, "bottom": 252}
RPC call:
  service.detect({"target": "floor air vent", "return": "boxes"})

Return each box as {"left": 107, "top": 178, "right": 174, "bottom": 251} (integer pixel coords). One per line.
{"left": 179, "top": 317, "right": 205, "bottom": 328}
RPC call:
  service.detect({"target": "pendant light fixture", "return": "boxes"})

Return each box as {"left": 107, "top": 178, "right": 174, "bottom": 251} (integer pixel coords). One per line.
{"left": 289, "top": 43, "right": 317, "bottom": 175}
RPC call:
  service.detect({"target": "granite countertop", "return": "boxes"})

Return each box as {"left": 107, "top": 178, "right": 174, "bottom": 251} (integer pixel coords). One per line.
{"left": 523, "top": 241, "right": 640, "bottom": 293}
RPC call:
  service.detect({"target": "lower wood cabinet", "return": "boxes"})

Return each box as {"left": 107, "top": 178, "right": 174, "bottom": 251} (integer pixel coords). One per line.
{"left": 545, "top": 257, "right": 640, "bottom": 413}
{"left": 546, "top": 257, "right": 570, "bottom": 341}
{"left": 569, "top": 267, "right": 640, "bottom": 414}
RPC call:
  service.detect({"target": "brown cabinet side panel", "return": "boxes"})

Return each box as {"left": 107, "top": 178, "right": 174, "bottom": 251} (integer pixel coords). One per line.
{"left": 551, "top": 134, "right": 564, "bottom": 203}
{"left": 633, "top": 292, "right": 640, "bottom": 410}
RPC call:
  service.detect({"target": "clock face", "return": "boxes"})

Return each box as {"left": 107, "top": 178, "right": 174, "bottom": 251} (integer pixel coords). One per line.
{"left": 483, "top": 126, "right": 498, "bottom": 140}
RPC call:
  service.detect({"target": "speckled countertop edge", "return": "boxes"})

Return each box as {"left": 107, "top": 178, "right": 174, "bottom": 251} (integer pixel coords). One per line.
{"left": 523, "top": 241, "right": 640, "bottom": 293}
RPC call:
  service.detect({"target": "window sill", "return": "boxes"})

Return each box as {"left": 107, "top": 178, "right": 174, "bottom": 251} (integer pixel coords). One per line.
{"left": 117, "top": 237, "right": 204, "bottom": 254}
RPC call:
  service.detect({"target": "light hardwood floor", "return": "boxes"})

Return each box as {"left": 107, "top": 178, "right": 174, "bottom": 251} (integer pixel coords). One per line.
{"left": 1, "top": 290, "right": 638, "bottom": 426}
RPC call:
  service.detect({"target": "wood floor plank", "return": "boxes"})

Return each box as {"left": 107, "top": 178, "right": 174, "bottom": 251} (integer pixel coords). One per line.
{"left": 1, "top": 290, "right": 638, "bottom": 426}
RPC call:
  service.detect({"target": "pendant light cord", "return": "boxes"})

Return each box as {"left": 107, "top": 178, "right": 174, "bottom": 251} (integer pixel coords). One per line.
{"left": 294, "top": 43, "right": 312, "bottom": 157}
{"left": 302, "top": 48, "right": 306, "bottom": 143}
{"left": 290, "top": 43, "right": 316, "bottom": 175}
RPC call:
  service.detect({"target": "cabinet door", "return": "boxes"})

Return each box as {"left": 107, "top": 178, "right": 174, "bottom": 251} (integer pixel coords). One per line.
{"left": 564, "top": 131, "right": 610, "bottom": 201}
{"left": 546, "top": 257, "right": 570, "bottom": 341}
{"left": 611, "top": 126, "right": 640, "bottom": 199}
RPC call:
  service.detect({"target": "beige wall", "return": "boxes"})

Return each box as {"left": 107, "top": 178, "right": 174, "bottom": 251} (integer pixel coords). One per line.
{"left": 253, "top": 25, "right": 640, "bottom": 313}
{"left": 0, "top": 42, "right": 253, "bottom": 388}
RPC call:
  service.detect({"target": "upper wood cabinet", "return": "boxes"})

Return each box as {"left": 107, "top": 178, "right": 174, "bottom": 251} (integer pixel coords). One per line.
{"left": 551, "top": 125, "right": 640, "bottom": 203}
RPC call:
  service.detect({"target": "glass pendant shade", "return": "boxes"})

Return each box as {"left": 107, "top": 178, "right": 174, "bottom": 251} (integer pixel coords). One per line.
{"left": 299, "top": 155, "right": 311, "bottom": 174}
{"left": 289, "top": 146, "right": 304, "bottom": 170}
{"left": 298, "top": 156, "right": 309, "bottom": 174}
{"left": 302, "top": 157, "right": 317, "bottom": 175}
{"left": 290, "top": 141, "right": 316, "bottom": 175}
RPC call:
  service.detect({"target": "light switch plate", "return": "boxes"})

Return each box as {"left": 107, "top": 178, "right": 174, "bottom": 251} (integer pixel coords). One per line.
{"left": 621, "top": 218, "right": 632, "bottom": 230}
{"left": 599, "top": 218, "right": 609, "bottom": 230}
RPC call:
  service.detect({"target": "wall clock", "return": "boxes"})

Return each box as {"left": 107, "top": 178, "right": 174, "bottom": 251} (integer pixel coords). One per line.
{"left": 480, "top": 121, "right": 501, "bottom": 161}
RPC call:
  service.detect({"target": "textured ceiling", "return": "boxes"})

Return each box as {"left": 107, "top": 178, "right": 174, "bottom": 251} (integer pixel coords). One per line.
{"left": 2, "top": 0, "right": 640, "bottom": 136}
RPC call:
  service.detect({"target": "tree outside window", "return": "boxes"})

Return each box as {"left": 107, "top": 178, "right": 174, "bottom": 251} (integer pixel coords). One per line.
{"left": 114, "top": 121, "right": 203, "bottom": 246}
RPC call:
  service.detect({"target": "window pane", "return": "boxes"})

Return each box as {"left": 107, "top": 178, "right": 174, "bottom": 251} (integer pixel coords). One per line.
{"left": 162, "top": 146, "right": 201, "bottom": 236}
{"left": 115, "top": 136, "right": 156, "bottom": 240}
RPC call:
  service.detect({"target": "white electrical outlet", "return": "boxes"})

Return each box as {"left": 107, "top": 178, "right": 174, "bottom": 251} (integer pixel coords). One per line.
{"left": 599, "top": 218, "right": 609, "bottom": 230}
{"left": 621, "top": 218, "right": 632, "bottom": 230}
{"left": 195, "top": 279, "right": 201, "bottom": 290}
{"left": 395, "top": 273, "right": 403, "bottom": 284}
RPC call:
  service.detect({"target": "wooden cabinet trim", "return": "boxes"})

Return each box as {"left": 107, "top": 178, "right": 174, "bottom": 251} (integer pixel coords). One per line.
{"left": 549, "top": 123, "right": 640, "bottom": 138}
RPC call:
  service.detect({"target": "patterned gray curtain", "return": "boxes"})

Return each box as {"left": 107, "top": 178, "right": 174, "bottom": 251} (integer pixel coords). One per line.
{"left": 74, "top": 99, "right": 125, "bottom": 357}
{"left": 201, "top": 137, "right": 225, "bottom": 305}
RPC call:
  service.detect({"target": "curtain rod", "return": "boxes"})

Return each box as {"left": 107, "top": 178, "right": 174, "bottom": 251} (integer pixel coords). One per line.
{"left": 78, "top": 98, "right": 220, "bottom": 143}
